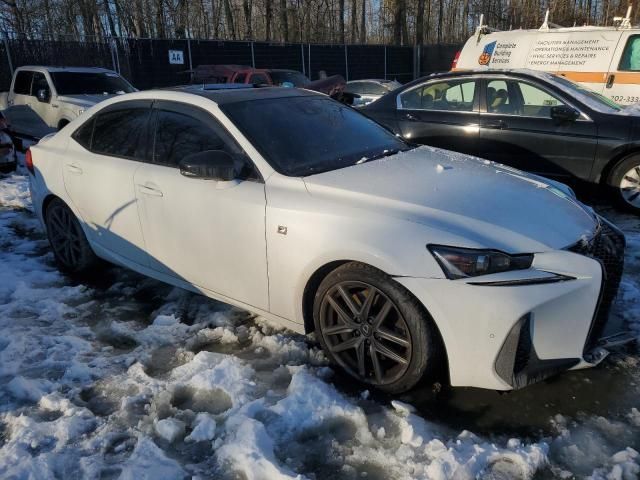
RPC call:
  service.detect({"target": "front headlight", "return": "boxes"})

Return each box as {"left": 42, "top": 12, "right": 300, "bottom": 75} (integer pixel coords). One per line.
{"left": 428, "top": 245, "right": 534, "bottom": 279}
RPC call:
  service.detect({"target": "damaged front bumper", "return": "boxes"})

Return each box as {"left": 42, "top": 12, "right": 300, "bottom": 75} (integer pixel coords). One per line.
{"left": 396, "top": 217, "right": 633, "bottom": 391}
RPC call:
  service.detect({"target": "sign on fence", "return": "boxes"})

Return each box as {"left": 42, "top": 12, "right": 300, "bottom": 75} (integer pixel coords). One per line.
{"left": 168, "top": 50, "right": 184, "bottom": 65}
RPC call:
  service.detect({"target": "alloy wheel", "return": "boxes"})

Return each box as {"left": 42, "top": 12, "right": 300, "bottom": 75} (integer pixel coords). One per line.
{"left": 319, "top": 281, "right": 412, "bottom": 386}
{"left": 619, "top": 165, "right": 640, "bottom": 209}
{"left": 47, "top": 204, "right": 84, "bottom": 268}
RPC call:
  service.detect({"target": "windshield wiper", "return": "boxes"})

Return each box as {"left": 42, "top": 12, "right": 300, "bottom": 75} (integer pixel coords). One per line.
{"left": 356, "top": 146, "right": 415, "bottom": 165}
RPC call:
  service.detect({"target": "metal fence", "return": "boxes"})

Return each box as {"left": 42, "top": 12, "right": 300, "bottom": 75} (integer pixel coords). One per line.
{"left": 0, "top": 37, "right": 460, "bottom": 91}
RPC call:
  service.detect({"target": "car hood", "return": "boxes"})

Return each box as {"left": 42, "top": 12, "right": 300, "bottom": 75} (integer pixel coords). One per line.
{"left": 302, "top": 146, "right": 598, "bottom": 253}
{"left": 57, "top": 94, "right": 116, "bottom": 108}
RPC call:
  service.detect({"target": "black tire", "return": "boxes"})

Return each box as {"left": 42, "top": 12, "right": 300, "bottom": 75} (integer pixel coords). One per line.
{"left": 608, "top": 154, "right": 640, "bottom": 214}
{"left": 57, "top": 120, "right": 70, "bottom": 131}
{"left": 45, "top": 198, "right": 99, "bottom": 274}
{"left": 0, "top": 162, "right": 16, "bottom": 174}
{"left": 313, "top": 262, "right": 440, "bottom": 394}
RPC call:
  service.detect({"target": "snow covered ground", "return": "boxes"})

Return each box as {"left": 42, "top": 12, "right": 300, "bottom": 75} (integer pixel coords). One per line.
{"left": 0, "top": 167, "right": 638, "bottom": 479}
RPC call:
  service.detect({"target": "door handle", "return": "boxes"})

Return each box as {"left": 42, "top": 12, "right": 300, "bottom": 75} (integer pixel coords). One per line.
{"left": 65, "top": 163, "right": 83, "bottom": 174}
{"left": 482, "top": 120, "right": 507, "bottom": 130}
{"left": 405, "top": 113, "right": 419, "bottom": 122}
{"left": 137, "top": 184, "right": 163, "bottom": 197}
{"left": 606, "top": 74, "right": 615, "bottom": 89}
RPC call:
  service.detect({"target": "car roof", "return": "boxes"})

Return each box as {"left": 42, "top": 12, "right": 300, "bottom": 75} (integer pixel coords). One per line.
{"left": 409, "top": 68, "right": 557, "bottom": 85}
{"left": 150, "top": 85, "right": 321, "bottom": 105}
{"left": 16, "top": 66, "right": 117, "bottom": 74}
{"left": 348, "top": 79, "right": 397, "bottom": 83}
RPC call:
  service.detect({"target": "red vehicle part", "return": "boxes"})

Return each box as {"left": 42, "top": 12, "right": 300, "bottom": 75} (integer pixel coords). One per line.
{"left": 189, "top": 65, "right": 349, "bottom": 103}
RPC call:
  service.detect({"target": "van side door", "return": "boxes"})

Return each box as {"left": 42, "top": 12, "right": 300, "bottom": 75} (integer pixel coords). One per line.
{"left": 606, "top": 32, "right": 640, "bottom": 106}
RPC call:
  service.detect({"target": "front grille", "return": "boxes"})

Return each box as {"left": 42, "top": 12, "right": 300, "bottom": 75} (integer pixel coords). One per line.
{"left": 567, "top": 221, "right": 625, "bottom": 352}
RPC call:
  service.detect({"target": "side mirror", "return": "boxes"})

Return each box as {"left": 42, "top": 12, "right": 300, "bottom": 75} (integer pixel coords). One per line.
{"left": 179, "top": 150, "right": 237, "bottom": 181}
{"left": 550, "top": 105, "right": 580, "bottom": 122}
{"left": 36, "top": 88, "right": 50, "bottom": 103}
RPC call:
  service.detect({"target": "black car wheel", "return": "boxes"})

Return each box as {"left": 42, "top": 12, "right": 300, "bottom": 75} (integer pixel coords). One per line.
{"left": 45, "top": 198, "right": 98, "bottom": 274}
{"left": 313, "top": 262, "right": 440, "bottom": 394}
{"left": 609, "top": 154, "right": 640, "bottom": 214}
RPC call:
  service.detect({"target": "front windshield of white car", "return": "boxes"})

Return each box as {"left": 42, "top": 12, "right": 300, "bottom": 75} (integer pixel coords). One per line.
{"left": 223, "top": 96, "right": 412, "bottom": 176}
{"left": 51, "top": 72, "right": 136, "bottom": 95}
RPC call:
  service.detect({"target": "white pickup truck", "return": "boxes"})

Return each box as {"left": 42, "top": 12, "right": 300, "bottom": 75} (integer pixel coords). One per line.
{"left": 0, "top": 66, "right": 136, "bottom": 130}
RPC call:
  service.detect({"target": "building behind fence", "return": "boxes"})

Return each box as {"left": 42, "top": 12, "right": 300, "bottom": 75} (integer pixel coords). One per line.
{"left": 0, "top": 37, "right": 460, "bottom": 91}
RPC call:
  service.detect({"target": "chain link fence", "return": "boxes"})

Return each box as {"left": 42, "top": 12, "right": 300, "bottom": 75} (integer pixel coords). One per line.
{"left": 0, "top": 36, "right": 461, "bottom": 91}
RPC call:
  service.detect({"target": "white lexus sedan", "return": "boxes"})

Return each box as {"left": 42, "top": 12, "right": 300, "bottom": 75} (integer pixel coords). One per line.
{"left": 27, "top": 87, "right": 629, "bottom": 394}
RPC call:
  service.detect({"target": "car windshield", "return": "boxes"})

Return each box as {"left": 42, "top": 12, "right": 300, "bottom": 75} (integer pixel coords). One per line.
{"left": 542, "top": 73, "right": 622, "bottom": 113}
{"left": 51, "top": 72, "right": 135, "bottom": 95}
{"left": 222, "top": 96, "right": 410, "bottom": 176}
{"left": 268, "top": 71, "right": 310, "bottom": 87}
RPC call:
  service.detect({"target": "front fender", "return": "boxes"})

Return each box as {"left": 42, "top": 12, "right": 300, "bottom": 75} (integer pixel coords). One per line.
{"left": 57, "top": 108, "right": 79, "bottom": 127}
{"left": 264, "top": 176, "right": 451, "bottom": 326}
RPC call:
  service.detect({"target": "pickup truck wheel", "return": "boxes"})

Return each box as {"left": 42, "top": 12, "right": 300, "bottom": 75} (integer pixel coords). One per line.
{"left": 609, "top": 154, "right": 640, "bottom": 214}
{"left": 45, "top": 198, "right": 98, "bottom": 274}
{"left": 313, "top": 262, "right": 440, "bottom": 394}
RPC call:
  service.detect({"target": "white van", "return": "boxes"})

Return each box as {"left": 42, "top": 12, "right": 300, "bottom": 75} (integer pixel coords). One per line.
{"left": 454, "top": 9, "right": 640, "bottom": 105}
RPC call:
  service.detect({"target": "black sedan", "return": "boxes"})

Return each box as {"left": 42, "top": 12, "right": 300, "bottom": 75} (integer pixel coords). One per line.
{"left": 363, "top": 69, "right": 640, "bottom": 213}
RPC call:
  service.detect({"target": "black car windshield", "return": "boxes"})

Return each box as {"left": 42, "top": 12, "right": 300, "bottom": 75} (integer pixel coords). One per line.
{"left": 268, "top": 71, "right": 310, "bottom": 87}
{"left": 222, "top": 96, "right": 410, "bottom": 176}
{"left": 541, "top": 73, "right": 622, "bottom": 113}
{"left": 51, "top": 72, "right": 135, "bottom": 95}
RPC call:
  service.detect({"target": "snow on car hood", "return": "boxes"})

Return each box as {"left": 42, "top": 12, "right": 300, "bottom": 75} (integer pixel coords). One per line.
{"left": 57, "top": 94, "right": 116, "bottom": 109}
{"left": 303, "top": 146, "right": 598, "bottom": 253}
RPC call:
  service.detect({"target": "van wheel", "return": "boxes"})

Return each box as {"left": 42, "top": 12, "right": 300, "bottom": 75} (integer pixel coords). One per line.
{"left": 313, "top": 262, "right": 440, "bottom": 394}
{"left": 45, "top": 198, "right": 98, "bottom": 274}
{"left": 609, "top": 154, "right": 640, "bottom": 214}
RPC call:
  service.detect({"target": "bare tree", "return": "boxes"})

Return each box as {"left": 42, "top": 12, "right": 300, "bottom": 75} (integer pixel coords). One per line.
{"left": 280, "top": 0, "right": 288, "bottom": 41}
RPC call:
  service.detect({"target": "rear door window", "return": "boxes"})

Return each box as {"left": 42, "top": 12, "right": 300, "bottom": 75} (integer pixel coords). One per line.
{"left": 400, "top": 80, "right": 476, "bottom": 111}
{"left": 13, "top": 71, "right": 34, "bottom": 95}
{"left": 92, "top": 107, "right": 151, "bottom": 159}
{"left": 619, "top": 35, "right": 640, "bottom": 71}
